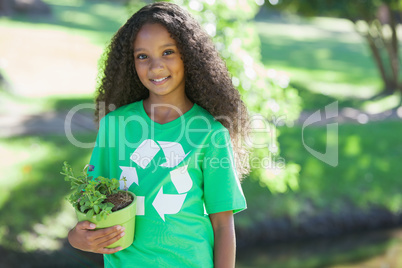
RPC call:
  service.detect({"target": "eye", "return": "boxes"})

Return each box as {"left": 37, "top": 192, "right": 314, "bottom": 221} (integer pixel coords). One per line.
{"left": 163, "top": 50, "right": 174, "bottom": 56}
{"left": 136, "top": 54, "right": 147, "bottom": 60}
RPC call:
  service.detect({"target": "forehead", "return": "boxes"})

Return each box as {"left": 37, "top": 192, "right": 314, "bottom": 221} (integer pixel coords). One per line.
{"left": 134, "top": 23, "right": 176, "bottom": 47}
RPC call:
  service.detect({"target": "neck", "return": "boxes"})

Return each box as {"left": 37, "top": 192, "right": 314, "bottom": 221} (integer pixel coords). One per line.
{"left": 146, "top": 94, "right": 192, "bottom": 108}
{"left": 143, "top": 95, "right": 194, "bottom": 124}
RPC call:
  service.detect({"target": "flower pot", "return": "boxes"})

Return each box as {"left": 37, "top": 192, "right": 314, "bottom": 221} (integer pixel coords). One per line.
{"left": 75, "top": 191, "right": 137, "bottom": 250}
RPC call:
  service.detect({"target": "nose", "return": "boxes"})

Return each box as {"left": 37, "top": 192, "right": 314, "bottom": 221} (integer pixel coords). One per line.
{"left": 149, "top": 58, "right": 164, "bottom": 72}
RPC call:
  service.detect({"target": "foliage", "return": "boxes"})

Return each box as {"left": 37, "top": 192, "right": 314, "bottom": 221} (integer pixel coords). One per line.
{"left": 265, "top": 0, "right": 402, "bottom": 94}
{"left": 60, "top": 161, "right": 125, "bottom": 221}
{"left": 126, "top": 0, "right": 302, "bottom": 193}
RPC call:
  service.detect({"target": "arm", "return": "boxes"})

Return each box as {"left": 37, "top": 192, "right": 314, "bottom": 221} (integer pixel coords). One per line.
{"left": 209, "top": 210, "right": 236, "bottom": 268}
{"left": 68, "top": 221, "right": 125, "bottom": 254}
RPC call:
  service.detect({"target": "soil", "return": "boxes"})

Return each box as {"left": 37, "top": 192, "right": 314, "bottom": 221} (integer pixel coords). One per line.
{"left": 104, "top": 191, "right": 133, "bottom": 212}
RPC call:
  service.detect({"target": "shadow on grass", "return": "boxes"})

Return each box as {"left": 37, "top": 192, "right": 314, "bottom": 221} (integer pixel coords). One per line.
{"left": 46, "top": 96, "right": 95, "bottom": 111}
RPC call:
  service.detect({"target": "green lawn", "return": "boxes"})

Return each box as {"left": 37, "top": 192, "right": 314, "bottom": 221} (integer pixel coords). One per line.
{"left": 245, "top": 14, "right": 402, "bottom": 221}
{"left": 254, "top": 16, "right": 402, "bottom": 112}
{"left": 236, "top": 120, "right": 402, "bottom": 267}
{"left": 2, "top": 0, "right": 129, "bottom": 47}
{"left": 0, "top": 134, "right": 96, "bottom": 251}
{"left": 237, "top": 120, "right": 402, "bottom": 223}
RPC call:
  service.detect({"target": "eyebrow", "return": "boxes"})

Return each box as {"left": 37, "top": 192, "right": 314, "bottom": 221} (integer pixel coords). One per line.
{"left": 134, "top": 43, "right": 176, "bottom": 53}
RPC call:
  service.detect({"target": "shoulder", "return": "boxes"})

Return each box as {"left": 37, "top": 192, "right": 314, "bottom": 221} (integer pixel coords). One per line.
{"left": 109, "top": 101, "right": 141, "bottom": 117}
{"left": 192, "top": 104, "right": 229, "bottom": 134}
{"left": 99, "top": 101, "right": 142, "bottom": 125}
{"left": 192, "top": 104, "right": 231, "bottom": 150}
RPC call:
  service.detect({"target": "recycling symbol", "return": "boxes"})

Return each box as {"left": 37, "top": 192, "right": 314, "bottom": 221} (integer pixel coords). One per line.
{"left": 118, "top": 139, "right": 193, "bottom": 221}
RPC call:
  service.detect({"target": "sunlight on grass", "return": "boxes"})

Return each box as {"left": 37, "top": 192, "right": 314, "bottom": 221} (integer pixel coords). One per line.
{"left": 60, "top": 10, "right": 99, "bottom": 27}
{"left": 0, "top": 24, "right": 102, "bottom": 98}
{"left": 311, "top": 17, "right": 356, "bottom": 33}
{"left": 0, "top": 0, "right": 133, "bottom": 100}
{"left": 308, "top": 81, "right": 381, "bottom": 98}
{"left": 17, "top": 201, "right": 76, "bottom": 251}
{"left": 362, "top": 93, "right": 401, "bottom": 114}
{"left": 47, "top": 0, "right": 84, "bottom": 7}
{"left": 344, "top": 135, "right": 361, "bottom": 156}
{"left": 256, "top": 17, "right": 382, "bottom": 99}
{"left": 256, "top": 19, "right": 361, "bottom": 42}
{"left": 0, "top": 137, "right": 47, "bottom": 205}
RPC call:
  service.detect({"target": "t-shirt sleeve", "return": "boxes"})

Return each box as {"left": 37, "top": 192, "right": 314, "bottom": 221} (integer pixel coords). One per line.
{"left": 203, "top": 127, "right": 247, "bottom": 215}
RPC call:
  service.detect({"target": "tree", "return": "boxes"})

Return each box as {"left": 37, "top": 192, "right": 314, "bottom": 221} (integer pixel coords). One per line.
{"left": 266, "top": 0, "right": 402, "bottom": 95}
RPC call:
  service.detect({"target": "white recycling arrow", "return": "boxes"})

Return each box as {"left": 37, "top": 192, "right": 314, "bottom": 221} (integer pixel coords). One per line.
{"left": 119, "top": 166, "right": 139, "bottom": 189}
{"left": 130, "top": 139, "right": 160, "bottom": 169}
{"left": 158, "top": 141, "right": 190, "bottom": 168}
{"left": 170, "top": 165, "right": 193, "bottom": 194}
{"left": 152, "top": 186, "right": 187, "bottom": 221}
{"left": 136, "top": 196, "right": 145, "bottom": 216}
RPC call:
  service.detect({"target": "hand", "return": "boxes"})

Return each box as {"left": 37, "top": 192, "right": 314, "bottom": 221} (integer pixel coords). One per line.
{"left": 68, "top": 221, "right": 125, "bottom": 254}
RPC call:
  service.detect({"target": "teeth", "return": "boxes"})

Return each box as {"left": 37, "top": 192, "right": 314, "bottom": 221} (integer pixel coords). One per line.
{"left": 152, "top": 77, "right": 168, "bottom": 82}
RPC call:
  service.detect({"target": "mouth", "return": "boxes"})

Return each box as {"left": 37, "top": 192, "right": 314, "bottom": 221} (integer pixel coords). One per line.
{"left": 150, "top": 76, "right": 170, "bottom": 84}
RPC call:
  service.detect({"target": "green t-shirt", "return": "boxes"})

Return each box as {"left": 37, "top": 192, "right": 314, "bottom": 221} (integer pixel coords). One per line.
{"left": 88, "top": 100, "right": 247, "bottom": 268}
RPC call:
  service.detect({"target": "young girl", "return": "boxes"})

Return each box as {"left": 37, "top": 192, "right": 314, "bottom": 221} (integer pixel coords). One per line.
{"left": 68, "top": 2, "right": 250, "bottom": 267}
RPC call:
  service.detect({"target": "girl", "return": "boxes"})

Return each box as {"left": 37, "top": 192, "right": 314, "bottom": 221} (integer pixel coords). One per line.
{"left": 68, "top": 2, "right": 250, "bottom": 267}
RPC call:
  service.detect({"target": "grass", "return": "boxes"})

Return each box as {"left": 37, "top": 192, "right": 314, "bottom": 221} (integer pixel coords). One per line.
{"left": 279, "top": 121, "right": 402, "bottom": 211}
{"left": 0, "top": 0, "right": 130, "bottom": 100}
{"left": 0, "top": 133, "right": 96, "bottom": 251}
{"left": 0, "top": 1, "right": 127, "bottom": 253}
{"left": 1, "top": 0, "right": 129, "bottom": 47}
{"left": 236, "top": 120, "right": 402, "bottom": 267}
{"left": 255, "top": 16, "right": 385, "bottom": 107}
{"left": 235, "top": 12, "right": 402, "bottom": 268}
{"left": 237, "top": 120, "right": 402, "bottom": 226}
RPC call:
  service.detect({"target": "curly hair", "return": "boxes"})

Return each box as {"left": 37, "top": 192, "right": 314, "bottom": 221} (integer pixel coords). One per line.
{"left": 95, "top": 2, "right": 250, "bottom": 178}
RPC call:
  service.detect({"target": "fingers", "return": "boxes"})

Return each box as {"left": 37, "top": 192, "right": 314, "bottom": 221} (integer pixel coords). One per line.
{"left": 97, "top": 231, "right": 125, "bottom": 249}
{"left": 98, "top": 246, "right": 124, "bottom": 255}
{"left": 90, "top": 225, "right": 124, "bottom": 241}
{"left": 69, "top": 222, "right": 126, "bottom": 254}
{"left": 94, "top": 226, "right": 125, "bottom": 246}
{"left": 76, "top": 221, "right": 96, "bottom": 231}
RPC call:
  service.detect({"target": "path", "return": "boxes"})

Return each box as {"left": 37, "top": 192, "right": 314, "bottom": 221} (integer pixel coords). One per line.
{"left": 0, "top": 110, "right": 96, "bottom": 138}
{"left": 1, "top": 106, "right": 401, "bottom": 138}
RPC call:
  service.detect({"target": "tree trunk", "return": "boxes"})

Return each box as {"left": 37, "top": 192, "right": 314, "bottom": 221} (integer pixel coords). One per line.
{"left": 357, "top": 18, "right": 400, "bottom": 95}
{"left": 364, "top": 32, "right": 394, "bottom": 92}
{"left": 383, "top": 4, "right": 400, "bottom": 93}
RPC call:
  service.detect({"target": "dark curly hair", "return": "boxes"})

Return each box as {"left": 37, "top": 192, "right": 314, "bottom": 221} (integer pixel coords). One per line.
{"left": 95, "top": 2, "right": 250, "bottom": 178}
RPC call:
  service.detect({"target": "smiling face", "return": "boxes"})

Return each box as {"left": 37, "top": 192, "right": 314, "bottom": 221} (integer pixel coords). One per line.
{"left": 133, "top": 23, "right": 186, "bottom": 100}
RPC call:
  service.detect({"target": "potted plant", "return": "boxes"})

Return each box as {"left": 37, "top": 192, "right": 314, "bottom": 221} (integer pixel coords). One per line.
{"left": 61, "top": 162, "right": 136, "bottom": 249}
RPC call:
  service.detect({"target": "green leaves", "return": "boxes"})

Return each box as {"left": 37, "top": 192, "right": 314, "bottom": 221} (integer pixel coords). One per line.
{"left": 61, "top": 162, "right": 125, "bottom": 219}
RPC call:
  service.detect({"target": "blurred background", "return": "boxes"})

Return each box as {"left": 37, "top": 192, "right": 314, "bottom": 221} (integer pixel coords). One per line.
{"left": 1, "top": 0, "right": 402, "bottom": 267}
